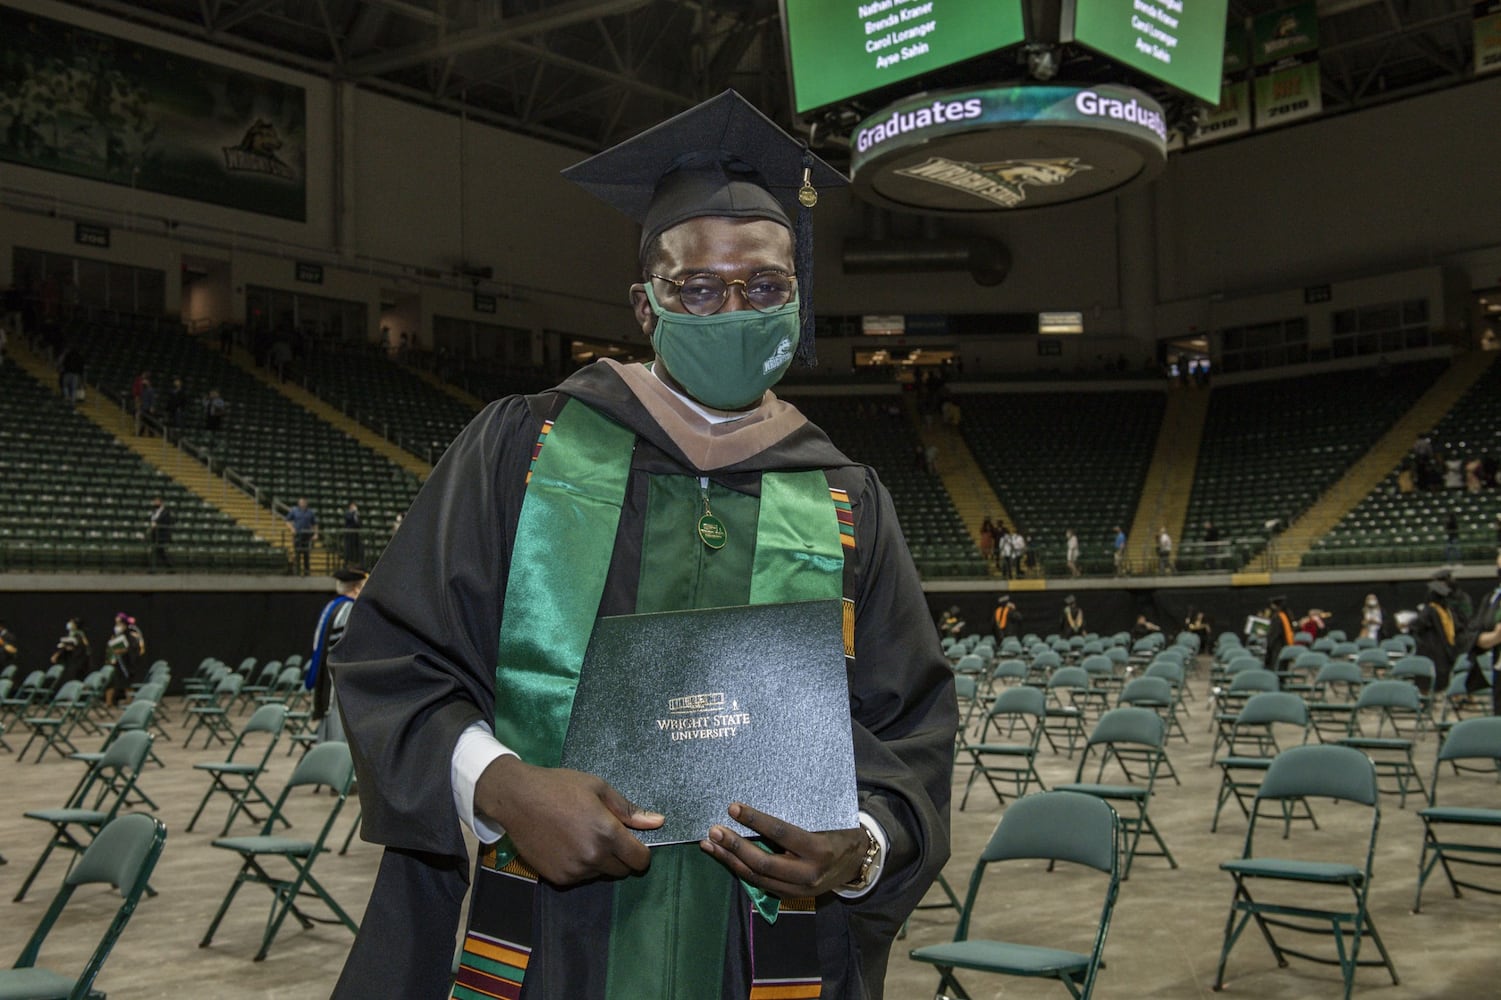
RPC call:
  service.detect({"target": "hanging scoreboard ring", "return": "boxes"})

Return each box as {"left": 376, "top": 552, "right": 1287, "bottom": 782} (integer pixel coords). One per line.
{"left": 850, "top": 84, "right": 1169, "bottom": 214}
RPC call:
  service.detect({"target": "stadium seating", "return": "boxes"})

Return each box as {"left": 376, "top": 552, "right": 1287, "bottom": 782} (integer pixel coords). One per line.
{"left": 1306, "top": 360, "right": 1501, "bottom": 567}
{"left": 54, "top": 315, "right": 423, "bottom": 556}
{"left": 960, "top": 390, "right": 1165, "bottom": 574}
{"left": 791, "top": 395, "right": 987, "bottom": 577}
{"left": 0, "top": 365, "right": 284, "bottom": 572}
{"left": 1184, "top": 361, "right": 1446, "bottom": 568}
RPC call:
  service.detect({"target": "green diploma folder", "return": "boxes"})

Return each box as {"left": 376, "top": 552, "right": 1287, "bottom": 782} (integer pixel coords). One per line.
{"left": 560, "top": 599, "right": 859, "bottom": 846}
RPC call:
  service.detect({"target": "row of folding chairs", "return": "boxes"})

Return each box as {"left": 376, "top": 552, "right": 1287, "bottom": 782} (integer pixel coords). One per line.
{"left": 918, "top": 720, "right": 1501, "bottom": 1000}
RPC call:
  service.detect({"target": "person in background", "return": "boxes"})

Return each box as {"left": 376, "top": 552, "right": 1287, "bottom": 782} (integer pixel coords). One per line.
{"left": 1263, "top": 596, "right": 1296, "bottom": 671}
{"left": 343, "top": 501, "right": 364, "bottom": 568}
{"left": 1462, "top": 553, "right": 1501, "bottom": 713}
{"left": 328, "top": 92, "right": 954, "bottom": 1000}
{"left": 163, "top": 377, "right": 188, "bottom": 443}
{"left": 1065, "top": 527, "right": 1081, "bottom": 577}
{"left": 1157, "top": 526, "right": 1173, "bottom": 575}
{"left": 1184, "top": 606, "right": 1212, "bottom": 647}
{"left": 1444, "top": 511, "right": 1462, "bottom": 564}
{"left": 994, "top": 595, "right": 1021, "bottom": 640}
{"left": 1113, "top": 525, "right": 1127, "bottom": 575}
{"left": 1413, "top": 579, "right": 1458, "bottom": 694}
{"left": 146, "top": 496, "right": 173, "bottom": 572}
{"left": 103, "top": 613, "right": 144, "bottom": 709}
{"left": 50, "top": 617, "right": 91, "bottom": 683}
{"left": 1361, "top": 594, "right": 1384, "bottom": 641}
{"left": 979, "top": 518, "right": 996, "bottom": 572}
{"left": 285, "top": 497, "right": 318, "bottom": 576}
{"left": 0, "top": 620, "right": 17, "bottom": 670}
{"left": 1131, "top": 613, "right": 1162, "bottom": 641}
{"left": 1060, "top": 594, "right": 1085, "bottom": 638}
{"left": 306, "top": 566, "right": 367, "bottom": 743}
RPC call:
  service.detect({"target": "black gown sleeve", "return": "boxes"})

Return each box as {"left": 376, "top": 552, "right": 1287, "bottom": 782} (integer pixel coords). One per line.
{"left": 333, "top": 396, "right": 538, "bottom": 858}
{"left": 819, "top": 469, "right": 957, "bottom": 997}
{"left": 330, "top": 398, "right": 538, "bottom": 1000}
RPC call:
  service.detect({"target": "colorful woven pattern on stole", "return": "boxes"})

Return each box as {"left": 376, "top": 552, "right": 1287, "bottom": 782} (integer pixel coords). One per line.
{"left": 748, "top": 896, "right": 822, "bottom": 999}
{"left": 453, "top": 851, "right": 538, "bottom": 1000}
{"left": 829, "top": 487, "right": 855, "bottom": 549}
{"left": 523, "top": 419, "right": 554, "bottom": 485}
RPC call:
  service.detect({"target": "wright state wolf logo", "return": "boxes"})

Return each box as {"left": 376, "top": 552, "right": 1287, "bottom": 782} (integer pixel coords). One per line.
{"left": 894, "top": 156, "right": 1091, "bottom": 208}
{"left": 222, "top": 119, "right": 295, "bottom": 179}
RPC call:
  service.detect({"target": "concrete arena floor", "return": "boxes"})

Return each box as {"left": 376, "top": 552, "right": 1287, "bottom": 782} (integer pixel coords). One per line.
{"left": 0, "top": 661, "right": 1496, "bottom": 999}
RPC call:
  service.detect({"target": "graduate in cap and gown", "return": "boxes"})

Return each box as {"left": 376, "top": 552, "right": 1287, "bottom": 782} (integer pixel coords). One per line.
{"left": 1263, "top": 596, "right": 1296, "bottom": 671}
{"left": 329, "top": 91, "right": 956, "bottom": 1000}
{"left": 306, "top": 565, "right": 367, "bottom": 743}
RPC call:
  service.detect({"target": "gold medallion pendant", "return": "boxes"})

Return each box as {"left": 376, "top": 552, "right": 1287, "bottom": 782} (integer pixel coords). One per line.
{"left": 698, "top": 490, "right": 727, "bottom": 550}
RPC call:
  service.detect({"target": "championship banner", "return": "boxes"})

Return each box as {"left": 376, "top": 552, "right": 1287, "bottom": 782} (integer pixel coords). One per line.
{"left": 1255, "top": 61, "right": 1322, "bottom": 127}
{"left": 1252, "top": 4, "right": 1321, "bottom": 130}
{"left": 1190, "top": 18, "right": 1252, "bottom": 146}
{"left": 1477, "top": 2, "right": 1501, "bottom": 76}
{"left": 0, "top": 7, "right": 307, "bottom": 221}
{"left": 1252, "top": 3, "right": 1319, "bottom": 65}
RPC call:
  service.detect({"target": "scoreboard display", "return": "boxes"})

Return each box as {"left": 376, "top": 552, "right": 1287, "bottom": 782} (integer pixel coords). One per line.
{"left": 782, "top": 1, "right": 1026, "bottom": 115}
{"left": 1068, "top": 0, "right": 1230, "bottom": 104}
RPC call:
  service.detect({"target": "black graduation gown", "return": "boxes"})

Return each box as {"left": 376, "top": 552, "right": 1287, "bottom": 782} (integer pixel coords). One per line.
{"left": 1263, "top": 611, "right": 1295, "bottom": 671}
{"left": 1413, "top": 602, "right": 1457, "bottom": 692}
{"left": 330, "top": 362, "right": 956, "bottom": 1000}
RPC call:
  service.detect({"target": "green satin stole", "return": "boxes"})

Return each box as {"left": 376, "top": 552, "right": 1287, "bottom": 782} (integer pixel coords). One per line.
{"left": 491, "top": 398, "right": 846, "bottom": 999}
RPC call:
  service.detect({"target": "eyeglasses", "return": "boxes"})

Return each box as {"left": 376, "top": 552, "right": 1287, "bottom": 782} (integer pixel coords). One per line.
{"left": 649, "top": 270, "right": 796, "bottom": 316}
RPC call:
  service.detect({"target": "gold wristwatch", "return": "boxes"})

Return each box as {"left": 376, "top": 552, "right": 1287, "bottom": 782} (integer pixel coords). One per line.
{"left": 843, "top": 826, "right": 883, "bottom": 893}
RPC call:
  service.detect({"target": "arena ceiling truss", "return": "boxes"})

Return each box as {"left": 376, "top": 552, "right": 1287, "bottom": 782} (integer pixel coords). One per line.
{"left": 56, "top": 0, "right": 1486, "bottom": 155}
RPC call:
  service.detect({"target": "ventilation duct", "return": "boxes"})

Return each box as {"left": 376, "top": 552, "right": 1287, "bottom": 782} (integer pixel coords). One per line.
{"left": 841, "top": 237, "right": 1011, "bottom": 287}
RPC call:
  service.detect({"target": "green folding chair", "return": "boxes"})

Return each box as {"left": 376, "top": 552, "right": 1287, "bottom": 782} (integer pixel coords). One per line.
{"left": 960, "top": 685, "right": 1048, "bottom": 810}
{"left": 1338, "top": 680, "right": 1426, "bottom": 808}
{"left": 1413, "top": 716, "right": 1501, "bottom": 912}
{"left": 1213, "top": 744, "right": 1399, "bottom": 999}
{"left": 183, "top": 673, "right": 244, "bottom": 750}
{"left": 187, "top": 703, "right": 290, "bottom": 836}
{"left": 13, "top": 731, "right": 155, "bottom": 903}
{"left": 68, "top": 700, "right": 162, "bottom": 812}
{"left": 1211, "top": 692, "right": 1315, "bottom": 836}
{"left": 199, "top": 741, "right": 359, "bottom": 961}
{"left": 1056, "top": 707, "right": 1177, "bottom": 878}
{"left": 910, "top": 791, "right": 1121, "bottom": 1000}
{"left": 0, "top": 813, "right": 167, "bottom": 1000}
{"left": 17, "top": 680, "right": 87, "bottom": 764}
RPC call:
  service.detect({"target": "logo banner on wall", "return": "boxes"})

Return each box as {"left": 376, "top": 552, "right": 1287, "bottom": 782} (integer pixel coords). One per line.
{"left": 1252, "top": 3, "right": 1319, "bottom": 65}
{"left": 1190, "top": 17, "right": 1252, "bottom": 146}
{"left": 0, "top": 7, "right": 307, "bottom": 221}
{"left": 1255, "top": 60, "right": 1323, "bottom": 128}
{"left": 1477, "top": 2, "right": 1501, "bottom": 76}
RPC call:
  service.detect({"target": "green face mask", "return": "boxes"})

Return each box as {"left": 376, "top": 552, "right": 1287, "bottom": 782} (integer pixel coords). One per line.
{"left": 644, "top": 283, "right": 800, "bottom": 410}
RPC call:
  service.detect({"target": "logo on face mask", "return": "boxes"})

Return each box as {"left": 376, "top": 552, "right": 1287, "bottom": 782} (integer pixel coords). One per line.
{"left": 763, "top": 337, "right": 794, "bottom": 375}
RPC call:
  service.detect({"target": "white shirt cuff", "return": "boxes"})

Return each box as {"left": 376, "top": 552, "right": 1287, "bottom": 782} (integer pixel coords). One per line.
{"left": 451, "top": 721, "right": 515, "bottom": 845}
{"left": 833, "top": 810, "right": 888, "bottom": 899}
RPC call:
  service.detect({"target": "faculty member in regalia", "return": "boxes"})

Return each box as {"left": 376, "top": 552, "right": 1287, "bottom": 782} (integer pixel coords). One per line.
{"left": 330, "top": 91, "right": 956, "bottom": 1000}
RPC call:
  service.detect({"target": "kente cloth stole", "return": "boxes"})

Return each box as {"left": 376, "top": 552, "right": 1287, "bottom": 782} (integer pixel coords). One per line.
{"left": 455, "top": 397, "right": 848, "bottom": 1000}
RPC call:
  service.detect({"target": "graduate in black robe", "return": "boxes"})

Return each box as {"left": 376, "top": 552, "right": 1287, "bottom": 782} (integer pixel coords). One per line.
{"left": 1263, "top": 596, "right": 1297, "bottom": 671}
{"left": 330, "top": 92, "right": 955, "bottom": 1000}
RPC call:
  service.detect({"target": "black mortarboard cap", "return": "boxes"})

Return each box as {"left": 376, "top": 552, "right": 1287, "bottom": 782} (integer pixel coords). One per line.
{"left": 333, "top": 566, "right": 368, "bottom": 583}
{"left": 562, "top": 90, "right": 846, "bottom": 365}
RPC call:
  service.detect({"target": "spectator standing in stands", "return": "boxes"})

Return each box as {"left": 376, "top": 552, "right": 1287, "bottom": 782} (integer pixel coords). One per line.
{"left": 1013, "top": 529, "right": 1030, "bottom": 577}
{"left": 1060, "top": 595, "right": 1085, "bottom": 637}
{"left": 978, "top": 518, "right": 996, "bottom": 571}
{"left": 1361, "top": 594, "right": 1384, "bottom": 641}
{"left": 163, "top": 378, "right": 188, "bottom": 443}
{"left": 1203, "top": 519, "right": 1222, "bottom": 569}
{"left": 343, "top": 501, "right": 364, "bottom": 568}
{"left": 1065, "top": 527, "right": 1080, "bottom": 577}
{"left": 202, "top": 388, "right": 227, "bottom": 443}
{"left": 923, "top": 442, "right": 939, "bottom": 475}
{"left": 285, "top": 497, "right": 319, "bottom": 576}
{"left": 146, "top": 496, "right": 173, "bottom": 572}
{"left": 1157, "top": 526, "right": 1173, "bottom": 574}
{"left": 307, "top": 565, "right": 367, "bottom": 743}
{"left": 59, "top": 346, "right": 85, "bottom": 405}
{"left": 997, "top": 526, "right": 1015, "bottom": 579}
{"left": 1263, "top": 596, "right": 1296, "bottom": 671}
{"left": 1413, "top": 579, "right": 1458, "bottom": 693}
{"left": 131, "top": 371, "right": 152, "bottom": 435}
{"left": 1112, "top": 525, "right": 1127, "bottom": 575}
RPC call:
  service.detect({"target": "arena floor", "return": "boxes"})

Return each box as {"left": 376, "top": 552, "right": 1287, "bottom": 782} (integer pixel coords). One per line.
{"left": 0, "top": 664, "right": 1495, "bottom": 999}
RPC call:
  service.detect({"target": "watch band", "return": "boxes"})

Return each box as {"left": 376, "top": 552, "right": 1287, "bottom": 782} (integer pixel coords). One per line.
{"left": 843, "top": 826, "right": 882, "bottom": 892}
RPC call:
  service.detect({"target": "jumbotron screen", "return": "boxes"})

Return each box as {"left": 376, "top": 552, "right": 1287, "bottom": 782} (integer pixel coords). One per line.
{"left": 1070, "top": 0, "right": 1229, "bottom": 104}
{"left": 782, "top": 1, "right": 1027, "bottom": 115}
